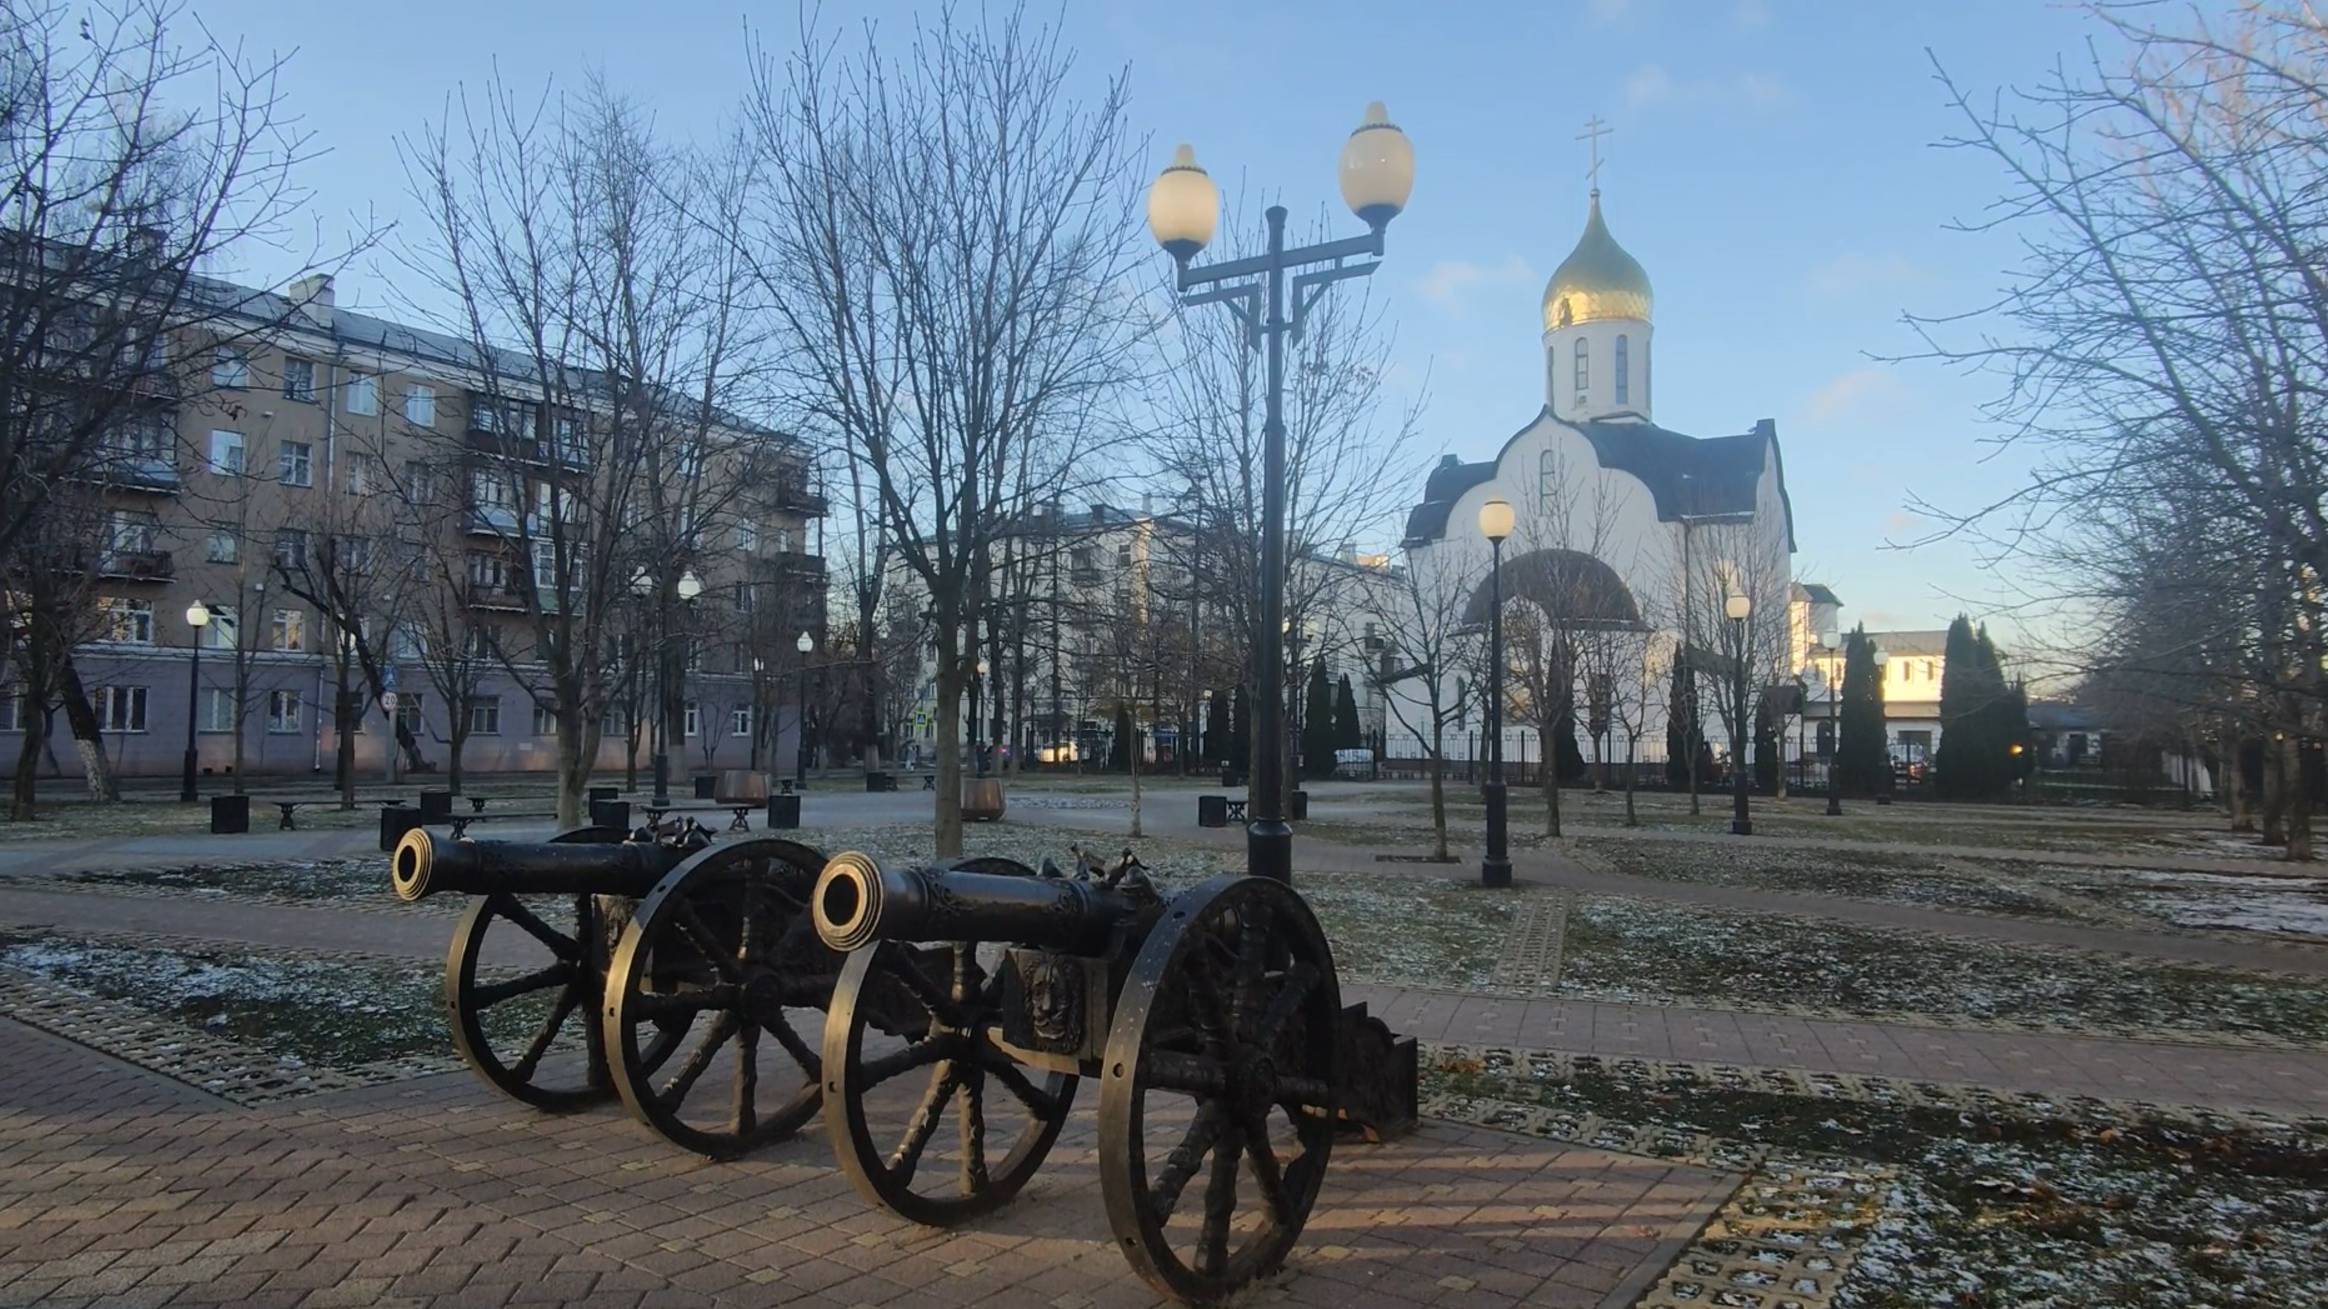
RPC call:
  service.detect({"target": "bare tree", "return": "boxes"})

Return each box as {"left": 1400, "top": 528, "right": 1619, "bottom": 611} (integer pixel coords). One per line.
{"left": 1378, "top": 546, "right": 1476, "bottom": 860}
{"left": 1905, "top": 3, "right": 2328, "bottom": 856}
{"left": 745, "top": 6, "right": 1146, "bottom": 854}
{"left": 399, "top": 73, "right": 765, "bottom": 824}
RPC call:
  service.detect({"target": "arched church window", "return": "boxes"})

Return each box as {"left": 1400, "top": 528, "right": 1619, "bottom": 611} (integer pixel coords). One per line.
{"left": 1539, "top": 450, "right": 1558, "bottom": 510}
{"left": 1615, "top": 335, "right": 1630, "bottom": 405}
{"left": 1573, "top": 337, "right": 1589, "bottom": 394}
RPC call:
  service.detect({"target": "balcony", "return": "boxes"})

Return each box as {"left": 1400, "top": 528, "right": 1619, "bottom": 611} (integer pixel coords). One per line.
{"left": 767, "top": 550, "right": 825, "bottom": 580}
{"left": 98, "top": 549, "right": 174, "bottom": 581}
{"left": 84, "top": 451, "right": 181, "bottom": 493}
{"left": 467, "top": 503, "right": 520, "bottom": 536}
{"left": 770, "top": 478, "right": 828, "bottom": 516}
{"left": 466, "top": 581, "right": 527, "bottom": 610}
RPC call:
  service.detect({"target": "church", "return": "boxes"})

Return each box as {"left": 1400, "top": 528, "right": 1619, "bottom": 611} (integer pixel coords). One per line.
{"left": 1393, "top": 167, "right": 1803, "bottom": 776}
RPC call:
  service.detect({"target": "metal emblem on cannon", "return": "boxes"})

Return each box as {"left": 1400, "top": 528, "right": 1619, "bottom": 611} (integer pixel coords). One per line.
{"left": 388, "top": 821, "right": 844, "bottom": 1157}
{"left": 810, "top": 848, "right": 1419, "bottom": 1305}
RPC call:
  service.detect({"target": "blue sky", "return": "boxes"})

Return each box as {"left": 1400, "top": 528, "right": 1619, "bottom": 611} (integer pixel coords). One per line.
{"left": 195, "top": 0, "right": 2162, "bottom": 634}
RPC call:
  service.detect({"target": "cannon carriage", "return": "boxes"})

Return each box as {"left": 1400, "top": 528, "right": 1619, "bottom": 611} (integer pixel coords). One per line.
{"left": 810, "top": 849, "right": 1417, "bottom": 1305}
{"left": 389, "top": 822, "right": 843, "bottom": 1157}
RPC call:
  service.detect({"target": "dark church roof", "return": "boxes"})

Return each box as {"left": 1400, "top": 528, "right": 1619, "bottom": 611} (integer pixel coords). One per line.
{"left": 1402, "top": 410, "right": 1796, "bottom": 550}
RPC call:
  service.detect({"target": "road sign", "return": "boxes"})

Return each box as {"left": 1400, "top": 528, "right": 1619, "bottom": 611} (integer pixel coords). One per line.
{"left": 382, "top": 664, "right": 399, "bottom": 690}
{"left": 380, "top": 692, "right": 399, "bottom": 714}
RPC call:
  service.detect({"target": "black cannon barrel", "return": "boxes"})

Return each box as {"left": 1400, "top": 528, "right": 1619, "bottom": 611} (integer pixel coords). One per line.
{"left": 391, "top": 828, "right": 687, "bottom": 903}
{"left": 814, "top": 852, "right": 1146, "bottom": 956}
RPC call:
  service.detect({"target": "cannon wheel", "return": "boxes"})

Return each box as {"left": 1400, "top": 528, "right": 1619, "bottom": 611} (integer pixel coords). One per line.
{"left": 822, "top": 856, "right": 1078, "bottom": 1226}
{"left": 603, "top": 838, "right": 833, "bottom": 1158}
{"left": 1099, "top": 875, "right": 1341, "bottom": 1304}
{"left": 444, "top": 825, "right": 674, "bottom": 1111}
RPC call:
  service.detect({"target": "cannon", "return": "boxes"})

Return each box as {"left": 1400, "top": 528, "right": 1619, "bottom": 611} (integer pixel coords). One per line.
{"left": 389, "top": 822, "right": 843, "bottom": 1157}
{"left": 811, "top": 849, "right": 1417, "bottom": 1305}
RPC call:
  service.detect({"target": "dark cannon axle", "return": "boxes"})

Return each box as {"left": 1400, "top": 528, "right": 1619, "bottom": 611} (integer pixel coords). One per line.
{"left": 391, "top": 828, "right": 688, "bottom": 903}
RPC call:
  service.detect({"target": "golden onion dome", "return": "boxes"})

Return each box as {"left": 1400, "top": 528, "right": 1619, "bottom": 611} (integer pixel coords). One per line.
{"left": 1540, "top": 191, "right": 1652, "bottom": 332}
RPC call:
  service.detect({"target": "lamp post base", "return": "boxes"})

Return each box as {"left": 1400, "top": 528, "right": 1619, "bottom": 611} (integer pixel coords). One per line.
{"left": 1731, "top": 816, "right": 1753, "bottom": 836}
{"left": 651, "top": 751, "right": 671, "bottom": 809}
{"left": 179, "top": 749, "right": 198, "bottom": 804}
{"left": 1247, "top": 817, "right": 1292, "bottom": 885}
{"left": 1481, "top": 780, "right": 1512, "bottom": 888}
{"left": 1825, "top": 789, "right": 1843, "bottom": 816}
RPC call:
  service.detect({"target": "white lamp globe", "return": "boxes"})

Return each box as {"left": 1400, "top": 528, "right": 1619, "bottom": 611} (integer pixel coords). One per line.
{"left": 1477, "top": 497, "right": 1515, "bottom": 543}
{"left": 1339, "top": 102, "right": 1415, "bottom": 232}
{"left": 795, "top": 630, "right": 814, "bottom": 655}
{"left": 1724, "top": 593, "right": 1751, "bottom": 621}
{"left": 1147, "top": 144, "right": 1219, "bottom": 263}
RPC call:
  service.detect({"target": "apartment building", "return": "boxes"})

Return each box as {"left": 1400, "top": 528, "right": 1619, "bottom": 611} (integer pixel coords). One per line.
{"left": 4, "top": 273, "right": 826, "bottom": 782}
{"left": 890, "top": 501, "right": 1400, "bottom": 767}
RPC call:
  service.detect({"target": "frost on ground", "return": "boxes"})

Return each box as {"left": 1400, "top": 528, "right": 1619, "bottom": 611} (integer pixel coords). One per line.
{"left": 1427, "top": 1049, "right": 2328, "bottom": 1308}
{"left": 64, "top": 857, "right": 388, "bottom": 902}
{"left": 1560, "top": 896, "right": 2328, "bottom": 1042}
{"left": 2040, "top": 867, "right": 2328, "bottom": 939}
{"left": 1576, "top": 837, "right": 2091, "bottom": 920}
{"left": 0, "top": 928, "right": 505, "bottom": 1067}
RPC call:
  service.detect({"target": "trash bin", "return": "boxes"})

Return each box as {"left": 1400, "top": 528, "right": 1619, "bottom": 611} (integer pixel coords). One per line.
{"left": 693, "top": 775, "right": 717, "bottom": 800}
{"left": 962, "top": 778, "right": 1007, "bottom": 822}
{"left": 1289, "top": 790, "right": 1310, "bottom": 821}
{"left": 766, "top": 793, "right": 801, "bottom": 830}
{"left": 587, "top": 785, "right": 619, "bottom": 805}
{"left": 418, "top": 789, "right": 452, "bottom": 823}
{"left": 864, "top": 771, "right": 896, "bottom": 793}
{"left": 1197, "top": 794, "right": 1228, "bottom": 828}
{"left": 588, "top": 799, "right": 630, "bottom": 832}
{"left": 209, "top": 794, "right": 250, "bottom": 835}
{"left": 1220, "top": 766, "right": 1244, "bottom": 789}
{"left": 378, "top": 804, "right": 420, "bottom": 851}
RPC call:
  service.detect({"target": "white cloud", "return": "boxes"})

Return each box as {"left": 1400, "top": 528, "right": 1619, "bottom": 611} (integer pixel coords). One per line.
{"left": 1807, "top": 252, "right": 1930, "bottom": 299}
{"left": 1416, "top": 255, "right": 1536, "bottom": 315}
{"left": 1805, "top": 367, "right": 1906, "bottom": 424}
{"left": 1591, "top": 0, "right": 1635, "bottom": 21}
{"left": 1734, "top": 0, "right": 1771, "bottom": 25}
{"left": 1623, "top": 64, "right": 1795, "bottom": 112}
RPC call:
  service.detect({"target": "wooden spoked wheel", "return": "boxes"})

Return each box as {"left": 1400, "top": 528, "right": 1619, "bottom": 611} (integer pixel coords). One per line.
{"left": 1098, "top": 875, "right": 1341, "bottom": 1305}
{"left": 822, "top": 856, "right": 1078, "bottom": 1226}
{"left": 603, "top": 838, "right": 834, "bottom": 1158}
{"left": 444, "top": 825, "right": 663, "bottom": 1110}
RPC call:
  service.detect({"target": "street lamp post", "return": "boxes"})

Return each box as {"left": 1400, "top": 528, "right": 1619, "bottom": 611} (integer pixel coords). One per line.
{"left": 181, "top": 600, "right": 212, "bottom": 802}
{"left": 1478, "top": 498, "right": 1515, "bottom": 888}
{"left": 1725, "top": 592, "right": 1752, "bottom": 836}
{"left": 633, "top": 568, "right": 703, "bottom": 809}
{"left": 1819, "top": 656, "right": 1844, "bottom": 816}
{"left": 1872, "top": 648, "right": 1892, "bottom": 805}
{"left": 969, "top": 658, "right": 990, "bottom": 777}
{"left": 794, "top": 630, "right": 815, "bottom": 790}
{"left": 1147, "top": 102, "right": 1415, "bottom": 884}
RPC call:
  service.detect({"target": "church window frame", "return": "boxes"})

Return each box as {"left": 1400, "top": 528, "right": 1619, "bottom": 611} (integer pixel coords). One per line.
{"left": 1539, "top": 451, "right": 1559, "bottom": 511}
{"left": 1573, "top": 337, "right": 1589, "bottom": 394}
{"left": 1615, "top": 335, "right": 1630, "bottom": 405}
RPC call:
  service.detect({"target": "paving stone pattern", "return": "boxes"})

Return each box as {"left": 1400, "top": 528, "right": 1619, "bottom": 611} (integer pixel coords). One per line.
{"left": 1491, "top": 894, "right": 1572, "bottom": 992}
{"left": 0, "top": 1018, "right": 1738, "bottom": 1308}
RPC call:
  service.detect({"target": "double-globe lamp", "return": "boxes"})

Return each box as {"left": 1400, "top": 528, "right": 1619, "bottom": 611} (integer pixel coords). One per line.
{"left": 1145, "top": 101, "right": 1413, "bottom": 886}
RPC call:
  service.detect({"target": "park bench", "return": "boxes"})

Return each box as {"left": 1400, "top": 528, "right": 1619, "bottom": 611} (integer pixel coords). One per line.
{"left": 272, "top": 794, "right": 411, "bottom": 830}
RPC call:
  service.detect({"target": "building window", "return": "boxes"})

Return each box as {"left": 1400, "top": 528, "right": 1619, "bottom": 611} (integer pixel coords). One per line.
{"left": 96, "top": 686, "right": 148, "bottom": 733}
{"left": 345, "top": 454, "right": 374, "bottom": 496}
{"left": 273, "top": 529, "right": 308, "bottom": 571}
{"left": 201, "top": 605, "right": 238, "bottom": 650}
{"left": 731, "top": 706, "right": 752, "bottom": 737}
{"left": 211, "top": 350, "right": 249, "bottom": 388}
{"left": 0, "top": 690, "right": 20, "bottom": 732}
{"left": 1614, "top": 335, "right": 1630, "bottom": 405}
{"left": 267, "top": 689, "right": 302, "bottom": 733}
{"left": 684, "top": 701, "right": 700, "bottom": 738}
{"left": 532, "top": 703, "right": 555, "bottom": 736}
{"left": 1538, "top": 450, "right": 1558, "bottom": 510}
{"left": 1572, "top": 337, "right": 1589, "bottom": 393}
{"left": 208, "top": 429, "right": 244, "bottom": 476}
{"left": 736, "top": 520, "right": 757, "bottom": 552}
{"left": 396, "top": 692, "right": 425, "bottom": 736}
{"left": 205, "top": 531, "right": 238, "bottom": 564}
{"left": 282, "top": 357, "right": 315, "bottom": 402}
{"left": 198, "top": 687, "right": 232, "bottom": 732}
{"left": 403, "top": 461, "right": 437, "bottom": 505}
{"left": 279, "top": 440, "right": 313, "bottom": 487}
{"left": 471, "top": 469, "right": 515, "bottom": 509}
{"left": 271, "top": 608, "right": 306, "bottom": 652}
{"left": 390, "top": 624, "right": 425, "bottom": 660}
{"left": 470, "top": 697, "right": 501, "bottom": 736}
{"left": 345, "top": 372, "right": 378, "bottom": 416}
{"left": 101, "top": 599, "right": 154, "bottom": 644}
{"left": 404, "top": 384, "right": 436, "bottom": 428}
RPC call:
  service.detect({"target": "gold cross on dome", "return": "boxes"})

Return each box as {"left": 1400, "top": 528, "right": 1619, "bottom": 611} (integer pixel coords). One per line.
{"left": 1577, "top": 115, "right": 1612, "bottom": 190}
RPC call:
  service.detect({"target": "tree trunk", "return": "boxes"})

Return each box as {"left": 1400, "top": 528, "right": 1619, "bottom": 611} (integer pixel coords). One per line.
{"left": 231, "top": 658, "right": 249, "bottom": 795}
{"left": 451, "top": 725, "right": 471, "bottom": 806}
{"left": 1543, "top": 760, "right": 1562, "bottom": 839}
{"left": 553, "top": 708, "right": 584, "bottom": 827}
{"left": 1624, "top": 736, "right": 1640, "bottom": 827}
{"left": 1428, "top": 726, "right": 1449, "bottom": 862}
{"left": 1129, "top": 725, "right": 1143, "bottom": 839}
{"left": 2263, "top": 738, "right": 2288, "bottom": 846}
{"left": 934, "top": 659, "right": 964, "bottom": 857}
{"left": 11, "top": 710, "right": 44, "bottom": 819}
{"left": 336, "top": 682, "right": 357, "bottom": 810}
{"left": 2281, "top": 732, "right": 2312, "bottom": 861}
{"left": 57, "top": 660, "right": 120, "bottom": 802}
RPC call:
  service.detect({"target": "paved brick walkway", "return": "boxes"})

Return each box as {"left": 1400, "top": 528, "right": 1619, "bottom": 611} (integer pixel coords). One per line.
{"left": 0, "top": 1018, "right": 1734, "bottom": 1309}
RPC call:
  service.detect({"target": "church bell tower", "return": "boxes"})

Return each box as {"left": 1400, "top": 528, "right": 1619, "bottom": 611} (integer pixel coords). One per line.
{"left": 1541, "top": 119, "right": 1653, "bottom": 423}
